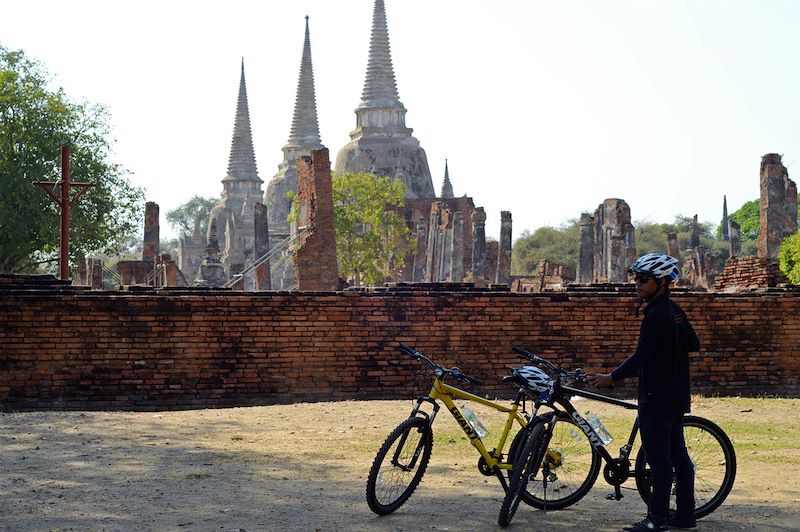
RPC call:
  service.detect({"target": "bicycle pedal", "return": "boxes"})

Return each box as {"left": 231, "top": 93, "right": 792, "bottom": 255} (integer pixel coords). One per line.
{"left": 605, "top": 492, "right": 624, "bottom": 501}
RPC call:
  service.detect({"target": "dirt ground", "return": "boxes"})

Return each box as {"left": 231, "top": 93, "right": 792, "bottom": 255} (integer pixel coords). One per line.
{"left": 1, "top": 396, "right": 798, "bottom": 532}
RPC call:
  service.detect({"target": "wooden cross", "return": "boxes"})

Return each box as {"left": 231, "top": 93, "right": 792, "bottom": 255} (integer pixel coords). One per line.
{"left": 33, "top": 146, "right": 96, "bottom": 280}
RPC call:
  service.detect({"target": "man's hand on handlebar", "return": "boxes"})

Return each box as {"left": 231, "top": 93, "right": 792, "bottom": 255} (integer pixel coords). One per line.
{"left": 587, "top": 373, "right": 615, "bottom": 388}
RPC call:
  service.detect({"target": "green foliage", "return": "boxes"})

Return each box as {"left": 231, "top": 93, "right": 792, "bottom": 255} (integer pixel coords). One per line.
{"left": 779, "top": 230, "right": 800, "bottom": 284}
{"left": 332, "top": 172, "right": 411, "bottom": 286}
{"left": 636, "top": 215, "right": 720, "bottom": 256}
{"left": 511, "top": 214, "right": 739, "bottom": 277}
{"left": 511, "top": 220, "right": 580, "bottom": 275}
{"left": 0, "top": 44, "right": 143, "bottom": 273}
{"left": 166, "top": 195, "right": 217, "bottom": 236}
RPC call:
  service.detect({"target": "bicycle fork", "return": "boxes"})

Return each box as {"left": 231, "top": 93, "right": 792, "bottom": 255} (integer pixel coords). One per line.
{"left": 390, "top": 397, "right": 440, "bottom": 471}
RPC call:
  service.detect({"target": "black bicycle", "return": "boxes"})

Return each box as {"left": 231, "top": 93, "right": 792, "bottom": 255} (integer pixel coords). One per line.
{"left": 499, "top": 347, "right": 736, "bottom": 527}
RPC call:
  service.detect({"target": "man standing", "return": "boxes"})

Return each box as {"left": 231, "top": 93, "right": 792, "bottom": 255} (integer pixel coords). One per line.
{"left": 589, "top": 253, "right": 700, "bottom": 532}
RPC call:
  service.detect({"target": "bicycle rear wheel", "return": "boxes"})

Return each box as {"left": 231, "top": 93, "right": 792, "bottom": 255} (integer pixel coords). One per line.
{"left": 518, "top": 414, "right": 602, "bottom": 510}
{"left": 366, "top": 416, "right": 433, "bottom": 515}
{"left": 635, "top": 415, "right": 736, "bottom": 519}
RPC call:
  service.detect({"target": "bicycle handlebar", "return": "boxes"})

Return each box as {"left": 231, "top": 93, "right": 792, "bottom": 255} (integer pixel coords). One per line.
{"left": 512, "top": 346, "right": 587, "bottom": 385}
{"left": 398, "top": 343, "right": 484, "bottom": 385}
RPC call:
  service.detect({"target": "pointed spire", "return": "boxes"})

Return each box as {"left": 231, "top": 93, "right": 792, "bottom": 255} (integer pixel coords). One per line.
{"left": 286, "top": 16, "right": 322, "bottom": 147}
{"left": 226, "top": 60, "right": 259, "bottom": 180}
{"left": 440, "top": 159, "right": 454, "bottom": 198}
{"left": 721, "top": 195, "right": 730, "bottom": 241}
{"left": 359, "top": 0, "right": 403, "bottom": 110}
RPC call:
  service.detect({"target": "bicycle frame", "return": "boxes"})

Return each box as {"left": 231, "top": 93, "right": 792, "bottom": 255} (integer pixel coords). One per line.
{"left": 411, "top": 376, "right": 529, "bottom": 475}
{"left": 546, "top": 384, "right": 639, "bottom": 466}
{"left": 529, "top": 382, "right": 643, "bottom": 502}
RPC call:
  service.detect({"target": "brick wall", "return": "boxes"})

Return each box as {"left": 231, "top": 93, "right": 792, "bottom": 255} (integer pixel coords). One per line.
{"left": 713, "top": 257, "right": 789, "bottom": 291}
{"left": 1, "top": 284, "right": 798, "bottom": 410}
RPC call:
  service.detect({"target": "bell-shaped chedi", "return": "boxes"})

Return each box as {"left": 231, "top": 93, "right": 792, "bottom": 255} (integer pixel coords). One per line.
{"left": 334, "top": 0, "right": 435, "bottom": 199}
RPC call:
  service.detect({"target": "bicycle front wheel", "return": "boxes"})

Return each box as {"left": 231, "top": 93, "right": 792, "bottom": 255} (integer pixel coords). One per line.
{"left": 366, "top": 416, "right": 433, "bottom": 515}
{"left": 520, "top": 414, "right": 602, "bottom": 510}
{"left": 635, "top": 415, "right": 737, "bottom": 519}
{"left": 499, "top": 423, "right": 547, "bottom": 527}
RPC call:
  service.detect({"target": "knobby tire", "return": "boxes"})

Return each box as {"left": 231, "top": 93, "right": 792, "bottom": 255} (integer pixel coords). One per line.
{"left": 634, "top": 415, "right": 737, "bottom": 519}
{"left": 366, "top": 416, "right": 433, "bottom": 515}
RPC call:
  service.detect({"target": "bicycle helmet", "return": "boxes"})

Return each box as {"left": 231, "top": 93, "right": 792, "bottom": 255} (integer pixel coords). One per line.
{"left": 627, "top": 253, "right": 681, "bottom": 281}
{"left": 512, "top": 365, "right": 554, "bottom": 394}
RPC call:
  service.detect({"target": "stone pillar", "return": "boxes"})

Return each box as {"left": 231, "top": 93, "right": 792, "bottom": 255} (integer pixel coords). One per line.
{"left": 496, "top": 211, "right": 512, "bottom": 285}
{"left": 577, "top": 213, "right": 594, "bottom": 283}
{"left": 143, "top": 202, "right": 160, "bottom": 262}
{"left": 690, "top": 214, "right": 700, "bottom": 249}
{"left": 451, "top": 212, "right": 465, "bottom": 282}
{"left": 471, "top": 207, "right": 487, "bottom": 281}
{"left": 439, "top": 209, "right": 453, "bottom": 281}
{"left": 164, "top": 258, "right": 178, "bottom": 287}
{"left": 293, "top": 149, "right": 339, "bottom": 291}
{"left": 87, "top": 258, "right": 103, "bottom": 290}
{"left": 758, "top": 153, "right": 797, "bottom": 259}
{"left": 623, "top": 221, "right": 637, "bottom": 271}
{"left": 667, "top": 232, "right": 681, "bottom": 265}
{"left": 729, "top": 220, "right": 741, "bottom": 258}
{"left": 424, "top": 204, "right": 440, "bottom": 283}
{"left": 412, "top": 217, "right": 428, "bottom": 282}
{"left": 610, "top": 235, "right": 625, "bottom": 283}
{"left": 485, "top": 240, "right": 499, "bottom": 283}
{"left": 253, "top": 202, "right": 271, "bottom": 290}
{"left": 721, "top": 195, "right": 729, "bottom": 241}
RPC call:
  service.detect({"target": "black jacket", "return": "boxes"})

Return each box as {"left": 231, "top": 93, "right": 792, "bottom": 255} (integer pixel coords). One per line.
{"left": 611, "top": 294, "right": 700, "bottom": 413}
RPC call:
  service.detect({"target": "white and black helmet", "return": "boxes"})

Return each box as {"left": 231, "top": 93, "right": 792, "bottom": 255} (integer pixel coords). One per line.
{"left": 513, "top": 365, "right": 554, "bottom": 394}
{"left": 627, "top": 253, "right": 681, "bottom": 281}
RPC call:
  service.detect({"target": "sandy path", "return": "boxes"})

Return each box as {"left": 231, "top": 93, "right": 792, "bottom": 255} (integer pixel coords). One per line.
{"left": 1, "top": 398, "right": 798, "bottom": 531}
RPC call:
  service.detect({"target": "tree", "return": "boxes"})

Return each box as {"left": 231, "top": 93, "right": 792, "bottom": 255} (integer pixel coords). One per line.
{"left": 166, "top": 195, "right": 217, "bottom": 236}
{"left": 779, "top": 230, "right": 800, "bottom": 284}
{"left": 0, "top": 45, "right": 143, "bottom": 273}
{"left": 636, "top": 215, "right": 722, "bottom": 256}
{"left": 331, "top": 172, "right": 411, "bottom": 286}
{"left": 511, "top": 220, "right": 580, "bottom": 275}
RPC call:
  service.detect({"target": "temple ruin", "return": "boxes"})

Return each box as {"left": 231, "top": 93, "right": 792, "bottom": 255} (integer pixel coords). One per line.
{"left": 577, "top": 199, "right": 636, "bottom": 283}
{"left": 715, "top": 153, "right": 797, "bottom": 291}
{"left": 758, "top": 153, "right": 798, "bottom": 260}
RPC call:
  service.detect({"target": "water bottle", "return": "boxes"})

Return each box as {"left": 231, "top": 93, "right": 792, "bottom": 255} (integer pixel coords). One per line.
{"left": 585, "top": 412, "right": 613, "bottom": 445}
{"left": 458, "top": 402, "right": 489, "bottom": 438}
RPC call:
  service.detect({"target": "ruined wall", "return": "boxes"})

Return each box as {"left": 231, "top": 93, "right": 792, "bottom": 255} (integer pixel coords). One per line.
{"left": 293, "top": 150, "right": 338, "bottom": 291}
{"left": 1, "top": 283, "right": 798, "bottom": 410}
{"left": 402, "top": 196, "right": 475, "bottom": 283}
{"left": 713, "top": 257, "right": 790, "bottom": 291}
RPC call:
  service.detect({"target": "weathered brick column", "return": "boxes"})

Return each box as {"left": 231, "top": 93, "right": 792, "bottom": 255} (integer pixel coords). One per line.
{"left": 253, "top": 202, "right": 271, "bottom": 290}
{"left": 143, "top": 202, "right": 160, "bottom": 262}
{"left": 496, "top": 211, "right": 512, "bottom": 285}
{"left": 87, "top": 258, "right": 103, "bottom": 289}
{"left": 758, "top": 153, "right": 797, "bottom": 260}
{"left": 577, "top": 213, "right": 594, "bottom": 283}
{"left": 293, "top": 149, "right": 338, "bottom": 290}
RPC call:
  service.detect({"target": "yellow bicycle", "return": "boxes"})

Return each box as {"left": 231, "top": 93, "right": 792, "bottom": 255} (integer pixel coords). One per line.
{"left": 366, "top": 343, "right": 534, "bottom": 515}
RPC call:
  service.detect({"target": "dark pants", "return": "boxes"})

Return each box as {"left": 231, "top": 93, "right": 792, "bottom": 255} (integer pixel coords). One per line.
{"left": 638, "top": 405, "right": 695, "bottom": 523}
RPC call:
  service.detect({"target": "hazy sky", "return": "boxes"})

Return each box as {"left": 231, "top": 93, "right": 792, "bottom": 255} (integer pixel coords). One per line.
{"left": 3, "top": 0, "right": 799, "bottom": 240}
